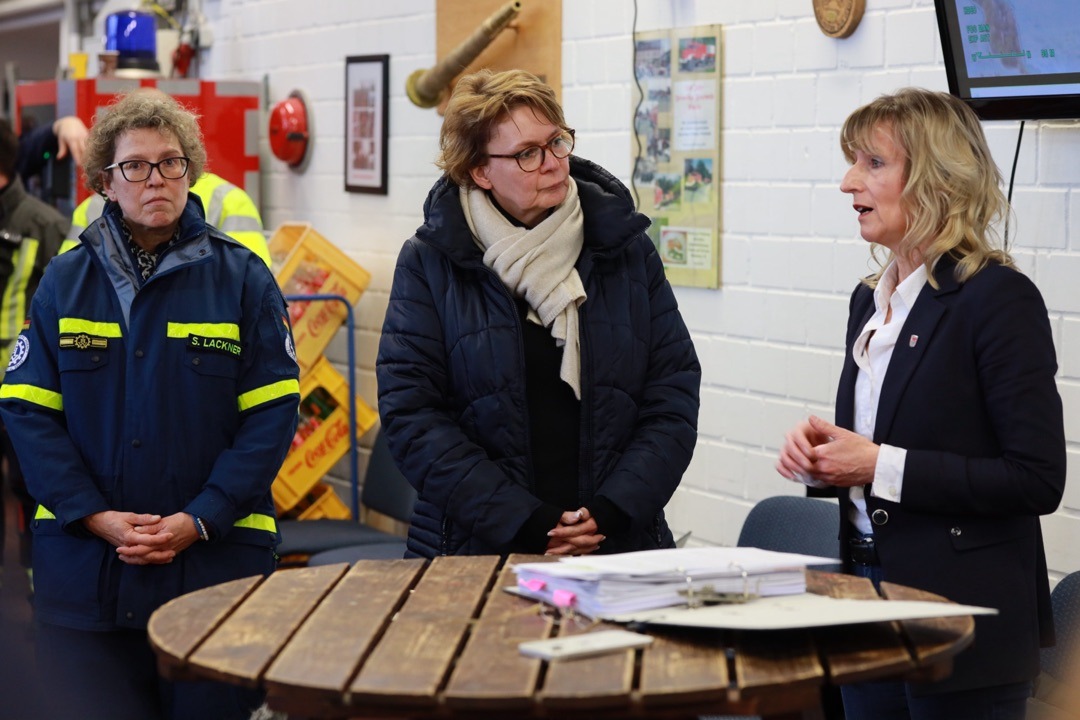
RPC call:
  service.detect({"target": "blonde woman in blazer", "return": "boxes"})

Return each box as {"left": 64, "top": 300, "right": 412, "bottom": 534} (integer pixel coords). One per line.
{"left": 777, "top": 88, "right": 1065, "bottom": 720}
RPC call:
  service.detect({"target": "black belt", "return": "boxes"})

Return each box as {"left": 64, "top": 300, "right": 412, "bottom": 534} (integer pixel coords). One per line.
{"left": 848, "top": 536, "right": 880, "bottom": 566}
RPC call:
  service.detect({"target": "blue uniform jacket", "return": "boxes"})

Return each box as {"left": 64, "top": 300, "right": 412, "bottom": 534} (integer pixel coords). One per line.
{"left": 0, "top": 195, "right": 300, "bottom": 631}
{"left": 377, "top": 157, "right": 701, "bottom": 558}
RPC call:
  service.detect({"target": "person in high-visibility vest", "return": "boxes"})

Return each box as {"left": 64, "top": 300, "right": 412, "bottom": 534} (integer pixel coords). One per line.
{"left": 34, "top": 110, "right": 270, "bottom": 268}
{"left": 0, "top": 116, "right": 70, "bottom": 587}
{"left": 68, "top": 170, "right": 271, "bottom": 267}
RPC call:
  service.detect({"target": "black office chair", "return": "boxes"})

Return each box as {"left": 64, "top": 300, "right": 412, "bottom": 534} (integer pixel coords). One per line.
{"left": 704, "top": 494, "right": 844, "bottom": 720}
{"left": 277, "top": 427, "right": 416, "bottom": 563}
{"left": 736, "top": 494, "right": 842, "bottom": 572}
{"left": 1029, "top": 571, "right": 1080, "bottom": 717}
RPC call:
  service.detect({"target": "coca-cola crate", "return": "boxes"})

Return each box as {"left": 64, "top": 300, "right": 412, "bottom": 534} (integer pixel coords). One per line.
{"left": 270, "top": 223, "right": 372, "bottom": 376}
{"left": 288, "top": 482, "right": 351, "bottom": 521}
{"left": 272, "top": 356, "right": 379, "bottom": 515}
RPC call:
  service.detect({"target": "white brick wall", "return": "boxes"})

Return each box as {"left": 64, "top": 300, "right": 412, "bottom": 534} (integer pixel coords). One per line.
{"left": 204, "top": 0, "right": 1080, "bottom": 577}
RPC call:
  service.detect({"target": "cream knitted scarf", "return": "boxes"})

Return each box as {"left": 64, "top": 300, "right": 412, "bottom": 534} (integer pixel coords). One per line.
{"left": 460, "top": 179, "right": 586, "bottom": 399}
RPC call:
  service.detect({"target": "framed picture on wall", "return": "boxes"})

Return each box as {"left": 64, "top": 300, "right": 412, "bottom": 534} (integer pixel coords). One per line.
{"left": 344, "top": 54, "right": 389, "bottom": 194}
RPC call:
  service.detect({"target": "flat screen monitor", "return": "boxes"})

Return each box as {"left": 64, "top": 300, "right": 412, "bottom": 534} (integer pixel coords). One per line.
{"left": 935, "top": 0, "right": 1080, "bottom": 120}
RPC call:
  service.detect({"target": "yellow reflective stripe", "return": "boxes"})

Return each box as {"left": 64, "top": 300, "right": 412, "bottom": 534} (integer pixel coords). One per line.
{"left": 69, "top": 194, "right": 105, "bottom": 244}
{"left": 0, "top": 383, "right": 63, "bottom": 411}
{"left": 35, "top": 507, "right": 276, "bottom": 532}
{"left": 227, "top": 230, "right": 272, "bottom": 268}
{"left": 1, "top": 239, "right": 38, "bottom": 341}
{"left": 237, "top": 379, "right": 300, "bottom": 412}
{"left": 58, "top": 238, "right": 81, "bottom": 254}
{"left": 58, "top": 318, "right": 123, "bottom": 337}
{"left": 167, "top": 322, "right": 241, "bottom": 340}
{"left": 233, "top": 513, "right": 277, "bottom": 533}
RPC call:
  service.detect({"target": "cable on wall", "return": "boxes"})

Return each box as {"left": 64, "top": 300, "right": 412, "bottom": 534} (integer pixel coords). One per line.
{"left": 1003, "top": 120, "right": 1024, "bottom": 251}
{"left": 630, "top": 0, "right": 643, "bottom": 209}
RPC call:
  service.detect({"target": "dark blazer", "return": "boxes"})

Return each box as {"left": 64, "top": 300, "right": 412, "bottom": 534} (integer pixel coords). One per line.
{"left": 835, "top": 256, "right": 1065, "bottom": 695}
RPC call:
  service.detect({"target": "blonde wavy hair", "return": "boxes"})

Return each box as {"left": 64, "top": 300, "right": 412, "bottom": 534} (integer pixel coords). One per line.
{"left": 436, "top": 69, "right": 569, "bottom": 188}
{"left": 84, "top": 89, "right": 206, "bottom": 196}
{"left": 840, "top": 87, "right": 1013, "bottom": 287}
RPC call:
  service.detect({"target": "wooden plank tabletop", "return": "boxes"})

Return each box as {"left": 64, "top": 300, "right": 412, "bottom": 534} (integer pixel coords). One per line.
{"left": 350, "top": 555, "right": 501, "bottom": 709}
{"left": 148, "top": 574, "right": 261, "bottom": 681}
{"left": 149, "top": 557, "right": 977, "bottom": 719}
{"left": 806, "top": 571, "right": 916, "bottom": 686}
{"left": 264, "top": 559, "right": 424, "bottom": 704}
{"left": 190, "top": 563, "right": 348, "bottom": 687}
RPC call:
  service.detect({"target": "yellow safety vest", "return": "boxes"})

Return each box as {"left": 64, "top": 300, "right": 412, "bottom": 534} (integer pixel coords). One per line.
{"left": 0, "top": 236, "right": 39, "bottom": 378}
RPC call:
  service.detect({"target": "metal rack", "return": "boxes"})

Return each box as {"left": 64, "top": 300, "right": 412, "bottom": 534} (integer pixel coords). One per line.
{"left": 283, "top": 292, "right": 362, "bottom": 519}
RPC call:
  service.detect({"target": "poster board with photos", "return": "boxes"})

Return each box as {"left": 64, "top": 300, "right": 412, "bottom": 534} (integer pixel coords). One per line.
{"left": 632, "top": 25, "right": 721, "bottom": 289}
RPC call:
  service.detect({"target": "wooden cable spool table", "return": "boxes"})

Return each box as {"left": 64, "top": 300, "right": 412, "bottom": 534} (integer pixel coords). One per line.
{"left": 148, "top": 555, "right": 975, "bottom": 719}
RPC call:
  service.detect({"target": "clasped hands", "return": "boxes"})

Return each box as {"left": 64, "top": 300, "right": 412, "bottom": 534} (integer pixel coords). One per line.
{"left": 776, "top": 415, "right": 879, "bottom": 488}
{"left": 545, "top": 506, "right": 605, "bottom": 556}
{"left": 83, "top": 510, "right": 201, "bottom": 565}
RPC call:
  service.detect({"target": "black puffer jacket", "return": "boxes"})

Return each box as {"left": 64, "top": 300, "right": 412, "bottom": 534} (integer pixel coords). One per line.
{"left": 376, "top": 157, "right": 700, "bottom": 559}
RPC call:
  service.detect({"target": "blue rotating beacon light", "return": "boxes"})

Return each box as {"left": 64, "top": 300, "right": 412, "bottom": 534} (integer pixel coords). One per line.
{"left": 105, "top": 9, "right": 159, "bottom": 76}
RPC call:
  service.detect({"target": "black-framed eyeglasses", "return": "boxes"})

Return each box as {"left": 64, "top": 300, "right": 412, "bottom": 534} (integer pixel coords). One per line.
{"left": 104, "top": 156, "right": 191, "bottom": 183}
{"left": 487, "top": 130, "right": 575, "bottom": 172}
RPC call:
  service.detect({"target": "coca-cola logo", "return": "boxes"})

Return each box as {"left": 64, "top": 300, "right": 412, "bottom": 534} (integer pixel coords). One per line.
{"left": 307, "top": 305, "right": 333, "bottom": 338}
{"left": 305, "top": 277, "right": 350, "bottom": 339}
{"left": 304, "top": 416, "right": 349, "bottom": 468}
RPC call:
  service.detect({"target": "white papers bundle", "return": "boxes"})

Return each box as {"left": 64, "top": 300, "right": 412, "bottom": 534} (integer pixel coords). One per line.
{"left": 512, "top": 546, "right": 839, "bottom": 617}
{"left": 609, "top": 593, "right": 998, "bottom": 630}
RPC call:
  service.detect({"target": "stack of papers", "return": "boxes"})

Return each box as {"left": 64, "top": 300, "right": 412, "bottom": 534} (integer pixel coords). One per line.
{"left": 607, "top": 593, "right": 998, "bottom": 630}
{"left": 512, "top": 547, "right": 839, "bottom": 617}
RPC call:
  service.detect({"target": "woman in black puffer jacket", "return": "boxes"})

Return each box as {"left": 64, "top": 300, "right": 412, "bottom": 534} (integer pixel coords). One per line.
{"left": 376, "top": 69, "right": 700, "bottom": 559}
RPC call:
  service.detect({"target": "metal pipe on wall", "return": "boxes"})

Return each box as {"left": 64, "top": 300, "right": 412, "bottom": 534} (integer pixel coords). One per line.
{"left": 405, "top": 0, "right": 522, "bottom": 109}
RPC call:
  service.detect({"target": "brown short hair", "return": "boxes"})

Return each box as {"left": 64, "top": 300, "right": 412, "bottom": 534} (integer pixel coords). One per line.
{"left": 84, "top": 89, "right": 207, "bottom": 196}
{"left": 841, "top": 87, "right": 1012, "bottom": 286}
{"left": 436, "top": 69, "right": 568, "bottom": 188}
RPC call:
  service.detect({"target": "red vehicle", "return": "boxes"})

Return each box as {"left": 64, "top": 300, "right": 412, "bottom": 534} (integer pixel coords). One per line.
{"left": 680, "top": 41, "right": 715, "bottom": 70}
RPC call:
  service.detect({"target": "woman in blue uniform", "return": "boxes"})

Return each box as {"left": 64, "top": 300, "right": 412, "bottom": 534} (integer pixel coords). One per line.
{"left": 0, "top": 91, "right": 300, "bottom": 720}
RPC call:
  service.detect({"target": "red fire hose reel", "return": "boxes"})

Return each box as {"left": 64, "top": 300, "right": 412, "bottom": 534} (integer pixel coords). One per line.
{"left": 268, "top": 90, "right": 311, "bottom": 170}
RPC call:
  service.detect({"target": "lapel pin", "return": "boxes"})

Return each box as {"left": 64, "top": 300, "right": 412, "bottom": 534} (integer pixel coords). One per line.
{"left": 909, "top": 334, "right": 919, "bottom": 348}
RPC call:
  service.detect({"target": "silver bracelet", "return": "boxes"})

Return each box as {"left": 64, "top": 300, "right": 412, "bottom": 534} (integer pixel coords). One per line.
{"left": 193, "top": 515, "right": 209, "bottom": 542}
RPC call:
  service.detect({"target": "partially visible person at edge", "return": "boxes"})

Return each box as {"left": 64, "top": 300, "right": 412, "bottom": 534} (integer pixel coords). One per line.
{"left": 376, "top": 69, "right": 700, "bottom": 559}
{"left": 776, "top": 87, "right": 1065, "bottom": 720}
{"left": 16, "top": 114, "right": 88, "bottom": 184}
{"left": 0, "top": 115, "right": 70, "bottom": 593}
{"left": 20, "top": 110, "right": 271, "bottom": 267}
{"left": 0, "top": 91, "right": 300, "bottom": 720}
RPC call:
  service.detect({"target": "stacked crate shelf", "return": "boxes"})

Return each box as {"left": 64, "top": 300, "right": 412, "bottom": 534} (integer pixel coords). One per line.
{"left": 269, "top": 223, "right": 377, "bottom": 519}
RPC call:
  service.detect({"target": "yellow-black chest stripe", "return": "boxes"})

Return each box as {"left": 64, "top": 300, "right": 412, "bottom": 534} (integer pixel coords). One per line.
{"left": 59, "top": 333, "right": 109, "bottom": 350}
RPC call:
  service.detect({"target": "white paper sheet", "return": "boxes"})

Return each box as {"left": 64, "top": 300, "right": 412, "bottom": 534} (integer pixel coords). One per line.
{"left": 606, "top": 592, "right": 997, "bottom": 630}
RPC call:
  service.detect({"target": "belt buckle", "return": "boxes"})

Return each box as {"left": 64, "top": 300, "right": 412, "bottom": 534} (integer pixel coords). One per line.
{"left": 848, "top": 536, "right": 878, "bottom": 566}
